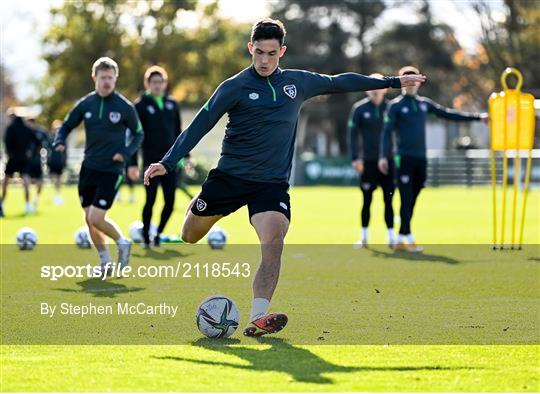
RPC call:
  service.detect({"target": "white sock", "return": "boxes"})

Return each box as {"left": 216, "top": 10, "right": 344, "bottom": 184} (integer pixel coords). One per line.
{"left": 407, "top": 233, "right": 415, "bottom": 244}
{"left": 250, "top": 298, "right": 270, "bottom": 322}
{"left": 98, "top": 249, "right": 112, "bottom": 265}
{"left": 361, "top": 227, "right": 368, "bottom": 242}
{"left": 116, "top": 237, "right": 130, "bottom": 245}
{"left": 398, "top": 234, "right": 406, "bottom": 243}
{"left": 388, "top": 228, "right": 395, "bottom": 243}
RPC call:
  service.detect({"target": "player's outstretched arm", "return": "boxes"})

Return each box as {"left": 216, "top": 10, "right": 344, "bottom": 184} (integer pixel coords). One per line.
{"left": 425, "top": 98, "right": 487, "bottom": 122}
{"left": 302, "top": 71, "right": 426, "bottom": 99}
{"left": 143, "top": 80, "right": 237, "bottom": 185}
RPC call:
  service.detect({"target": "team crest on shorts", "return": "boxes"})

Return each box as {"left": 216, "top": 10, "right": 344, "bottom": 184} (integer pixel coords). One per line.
{"left": 196, "top": 198, "right": 207, "bottom": 211}
{"left": 109, "top": 112, "right": 121, "bottom": 123}
{"left": 283, "top": 84, "right": 297, "bottom": 99}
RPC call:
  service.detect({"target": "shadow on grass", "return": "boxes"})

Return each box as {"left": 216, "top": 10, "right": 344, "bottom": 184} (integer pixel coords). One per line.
{"left": 56, "top": 278, "right": 144, "bottom": 298}
{"left": 132, "top": 246, "right": 192, "bottom": 261}
{"left": 153, "top": 337, "right": 468, "bottom": 384}
{"left": 369, "top": 247, "right": 460, "bottom": 265}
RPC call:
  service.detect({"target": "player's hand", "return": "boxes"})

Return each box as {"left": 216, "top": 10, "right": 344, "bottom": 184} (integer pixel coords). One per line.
{"left": 112, "top": 153, "right": 125, "bottom": 162}
{"left": 144, "top": 163, "right": 167, "bottom": 186}
{"left": 54, "top": 144, "right": 65, "bottom": 152}
{"left": 480, "top": 113, "right": 489, "bottom": 124}
{"left": 352, "top": 160, "right": 364, "bottom": 174}
{"left": 127, "top": 166, "right": 139, "bottom": 181}
{"left": 378, "top": 158, "right": 389, "bottom": 175}
{"left": 399, "top": 74, "right": 426, "bottom": 87}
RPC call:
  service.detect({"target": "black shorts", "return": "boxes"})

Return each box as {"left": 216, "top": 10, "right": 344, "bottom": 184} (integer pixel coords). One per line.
{"left": 360, "top": 159, "right": 395, "bottom": 192}
{"left": 48, "top": 158, "right": 65, "bottom": 175}
{"left": 191, "top": 169, "right": 291, "bottom": 221}
{"left": 78, "top": 165, "right": 123, "bottom": 210}
{"left": 28, "top": 158, "right": 43, "bottom": 179}
{"left": 397, "top": 156, "right": 427, "bottom": 189}
{"left": 5, "top": 157, "right": 28, "bottom": 177}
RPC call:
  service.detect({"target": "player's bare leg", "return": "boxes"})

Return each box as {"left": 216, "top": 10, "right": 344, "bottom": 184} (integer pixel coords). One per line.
{"left": 0, "top": 175, "right": 11, "bottom": 217}
{"left": 22, "top": 175, "right": 32, "bottom": 214}
{"left": 86, "top": 206, "right": 131, "bottom": 268}
{"left": 181, "top": 195, "right": 222, "bottom": 243}
{"left": 244, "top": 211, "right": 289, "bottom": 337}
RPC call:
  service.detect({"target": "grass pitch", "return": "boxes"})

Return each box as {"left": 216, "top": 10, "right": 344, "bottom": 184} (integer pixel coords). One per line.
{"left": 1, "top": 184, "right": 539, "bottom": 391}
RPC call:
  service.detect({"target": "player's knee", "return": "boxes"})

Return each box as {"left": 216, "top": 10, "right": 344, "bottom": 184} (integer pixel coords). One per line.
{"left": 86, "top": 212, "right": 104, "bottom": 228}
{"left": 260, "top": 231, "right": 286, "bottom": 245}
{"left": 163, "top": 198, "right": 175, "bottom": 211}
{"left": 181, "top": 227, "right": 202, "bottom": 244}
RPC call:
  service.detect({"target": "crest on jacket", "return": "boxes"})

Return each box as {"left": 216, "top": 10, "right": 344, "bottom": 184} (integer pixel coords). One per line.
{"left": 109, "top": 112, "right": 121, "bottom": 123}
{"left": 283, "top": 84, "right": 297, "bottom": 99}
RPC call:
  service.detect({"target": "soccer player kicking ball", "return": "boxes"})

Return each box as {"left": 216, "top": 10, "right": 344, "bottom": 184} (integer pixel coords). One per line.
{"left": 379, "top": 65, "right": 488, "bottom": 253}
{"left": 348, "top": 75, "right": 395, "bottom": 249}
{"left": 144, "top": 19, "right": 425, "bottom": 337}
{"left": 54, "top": 57, "right": 144, "bottom": 272}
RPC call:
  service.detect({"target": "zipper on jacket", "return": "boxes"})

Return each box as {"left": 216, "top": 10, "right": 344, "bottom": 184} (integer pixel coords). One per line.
{"left": 99, "top": 97, "right": 104, "bottom": 119}
{"left": 267, "top": 77, "right": 277, "bottom": 102}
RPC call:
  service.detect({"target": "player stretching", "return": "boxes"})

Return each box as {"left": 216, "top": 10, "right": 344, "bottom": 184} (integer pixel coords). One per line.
{"left": 348, "top": 75, "right": 395, "bottom": 248}
{"left": 379, "top": 66, "right": 487, "bottom": 252}
{"left": 54, "top": 57, "right": 143, "bottom": 271}
{"left": 144, "top": 19, "right": 425, "bottom": 336}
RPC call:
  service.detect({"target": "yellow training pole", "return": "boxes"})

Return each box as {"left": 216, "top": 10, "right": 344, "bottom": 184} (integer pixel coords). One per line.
{"left": 518, "top": 148, "right": 533, "bottom": 249}
{"left": 500, "top": 92, "right": 508, "bottom": 250}
{"left": 511, "top": 100, "right": 520, "bottom": 248}
{"left": 508, "top": 70, "right": 523, "bottom": 249}
{"left": 491, "top": 148, "right": 497, "bottom": 249}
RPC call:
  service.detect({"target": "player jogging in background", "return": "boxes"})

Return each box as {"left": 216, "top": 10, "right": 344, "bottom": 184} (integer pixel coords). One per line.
{"left": 48, "top": 120, "right": 67, "bottom": 205}
{"left": 1, "top": 109, "right": 34, "bottom": 216}
{"left": 132, "top": 65, "right": 185, "bottom": 248}
{"left": 26, "top": 116, "right": 49, "bottom": 212}
{"left": 54, "top": 57, "right": 144, "bottom": 272}
{"left": 348, "top": 75, "right": 395, "bottom": 249}
{"left": 144, "top": 19, "right": 425, "bottom": 337}
{"left": 379, "top": 65, "right": 488, "bottom": 253}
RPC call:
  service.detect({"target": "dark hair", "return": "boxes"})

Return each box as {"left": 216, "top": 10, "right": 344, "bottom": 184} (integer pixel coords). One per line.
{"left": 144, "top": 65, "right": 168, "bottom": 82}
{"left": 251, "top": 18, "right": 286, "bottom": 46}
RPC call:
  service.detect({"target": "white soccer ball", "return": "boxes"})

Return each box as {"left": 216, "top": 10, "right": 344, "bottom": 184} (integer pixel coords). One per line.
{"left": 128, "top": 220, "right": 157, "bottom": 243}
{"left": 74, "top": 226, "right": 91, "bottom": 249}
{"left": 196, "top": 295, "right": 240, "bottom": 339}
{"left": 16, "top": 227, "right": 37, "bottom": 250}
{"left": 207, "top": 227, "right": 227, "bottom": 249}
